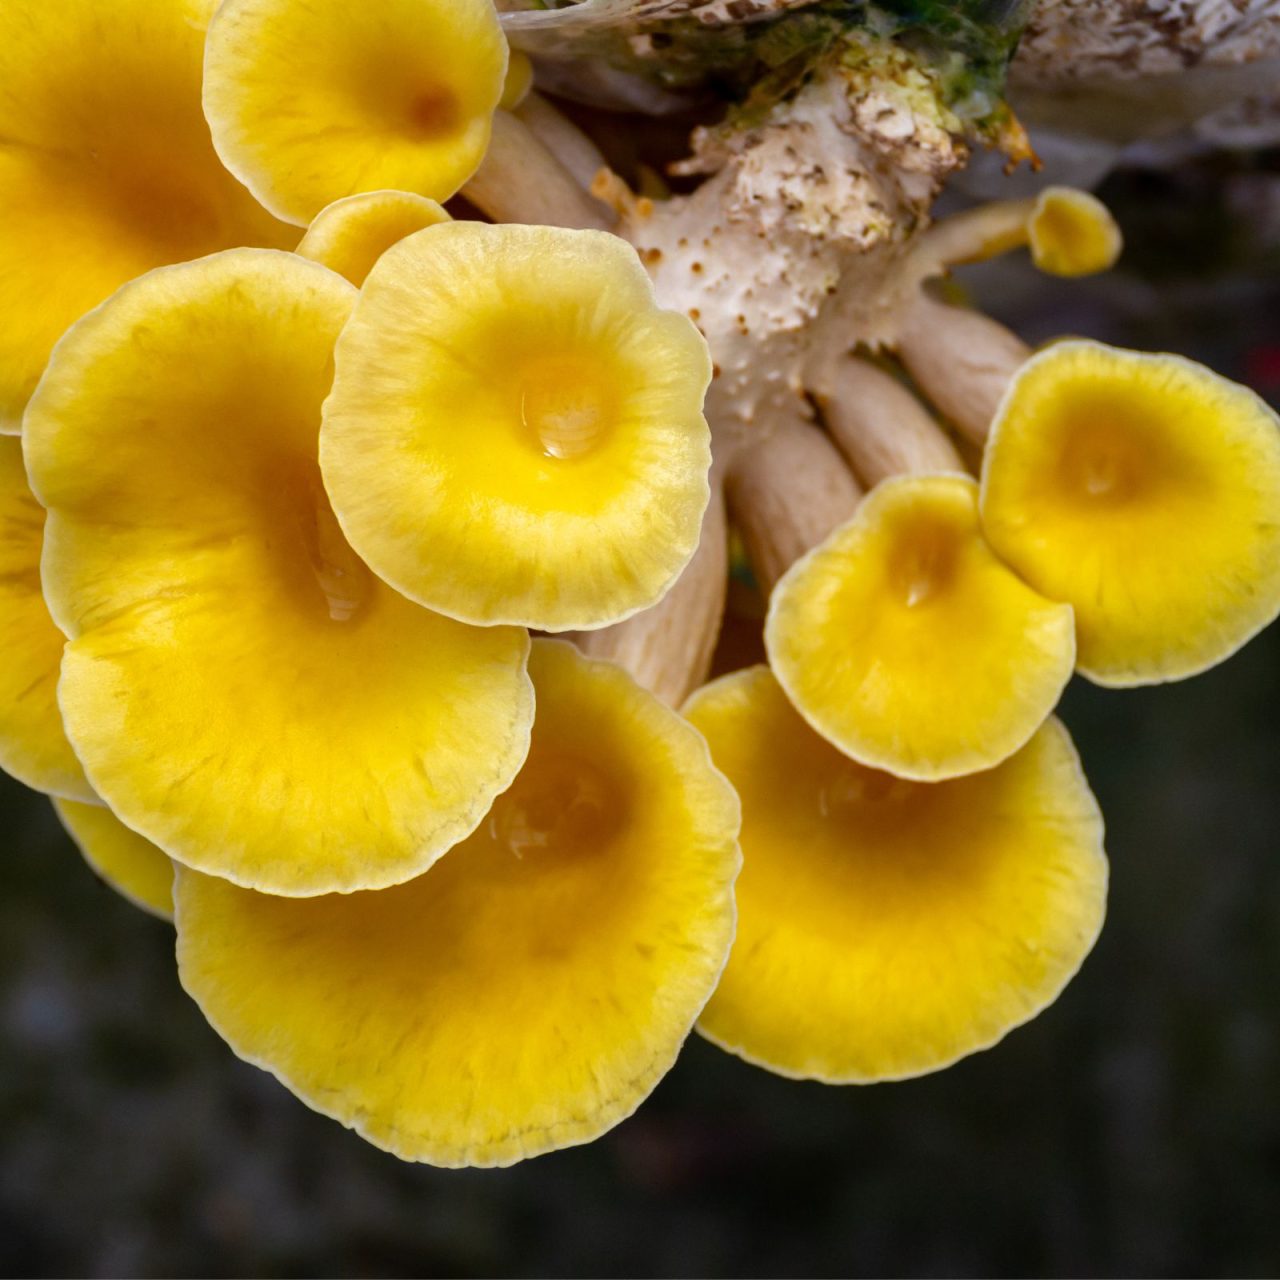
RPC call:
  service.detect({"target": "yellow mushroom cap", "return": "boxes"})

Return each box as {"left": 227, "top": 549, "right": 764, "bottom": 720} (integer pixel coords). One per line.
{"left": 203, "top": 0, "right": 508, "bottom": 226}
{"left": 321, "top": 222, "right": 713, "bottom": 631}
{"left": 981, "top": 340, "right": 1280, "bottom": 686}
{"left": 24, "top": 249, "right": 533, "bottom": 897}
{"left": 174, "top": 639, "right": 741, "bottom": 1168}
{"left": 1027, "top": 187, "right": 1123, "bottom": 278}
{"left": 765, "top": 474, "right": 1076, "bottom": 781}
{"left": 501, "top": 52, "right": 536, "bottom": 111}
{"left": 0, "top": 0, "right": 296, "bottom": 435}
{"left": 53, "top": 797, "right": 174, "bottom": 921}
{"left": 0, "top": 437, "right": 92, "bottom": 802}
{"left": 295, "top": 191, "right": 450, "bottom": 288}
{"left": 684, "top": 666, "right": 1107, "bottom": 1083}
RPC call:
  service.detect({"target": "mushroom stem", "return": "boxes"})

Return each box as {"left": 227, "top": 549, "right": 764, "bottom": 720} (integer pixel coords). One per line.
{"left": 896, "top": 292, "right": 1031, "bottom": 446}
{"left": 576, "top": 482, "right": 728, "bottom": 707}
{"left": 726, "top": 421, "right": 863, "bottom": 596}
{"left": 908, "top": 198, "right": 1036, "bottom": 272}
{"left": 462, "top": 110, "right": 615, "bottom": 230}
{"left": 813, "top": 356, "right": 966, "bottom": 486}
{"left": 513, "top": 93, "right": 610, "bottom": 193}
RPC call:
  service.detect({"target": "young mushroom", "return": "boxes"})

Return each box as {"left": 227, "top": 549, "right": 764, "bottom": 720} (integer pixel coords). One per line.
{"left": 53, "top": 798, "right": 175, "bottom": 922}
{"left": 321, "top": 222, "right": 713, "bottom": 632}
{"left": 24, "top": 249, "right": 533, "bottom": 898}
{"left": 765, "top": 474, "right": 1077, "bottom": 781}
{"left": 175, "top": 640, "right": 741, "bottom": 1168}
{"left": 0, "top": 0, "right": 296, "bottom": 434}
{"left": 980, "top": 340, "right": 1280, "bottom": 685}
{"left": 296, "top": 192, "right": 450, "bottom": 287}
{"left": 684, "top": 665, "right": 1108, "bottom": 1083}
{"left": 0, "top": 437, "right": 93, "bottom": 802}
{"left": 203, "top": 0, "right": 508, "bottom": 225}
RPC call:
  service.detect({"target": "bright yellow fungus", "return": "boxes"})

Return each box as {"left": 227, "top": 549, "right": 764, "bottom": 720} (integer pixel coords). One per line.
{"left": 766, "top": 474, "right": 1076, "bottom": 781}
{"left": 53, "top": 798, "right": 174, "bottom": 921}
{"left": 296, "top": 192, "right": 450, "bottom": 287}
{"left": 204, "top": 0, "right": 508, "bottom": 225}
{"left": 0, "top": 0, "right": 295, "bottom": 434}
{"left": 685, "top": 666, "right": 1107, "bottom": 1083}
{"left": 322, "top": 222, "right": 713, "bottom": 631}
{"left": 501, "top": 52, "right": 536, "bottom": 111}
{"left": 1027, "top": 187, "right": 1123, "bottom": 278}
{"left": 981, "top": 340, "right": 1280, "bottom": 686}
{"left": 24, "top": 249, "right": 533, "bottom": 897}
{"left": 175, "top": 639, "right": 741, "bottom": 1168}
{"left": 0, "top": 437, "right": 92, "bottom": 802}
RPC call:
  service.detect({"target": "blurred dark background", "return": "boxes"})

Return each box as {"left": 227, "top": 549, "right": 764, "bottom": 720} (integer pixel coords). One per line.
{"left": 2, "top": 152, "right": 1279, "bottom": 1278}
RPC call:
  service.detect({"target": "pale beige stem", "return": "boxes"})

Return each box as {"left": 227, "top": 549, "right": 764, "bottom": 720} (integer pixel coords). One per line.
{"left": 514, "top": 94, "right": 610, "bottom": 193}
{"left": 896, "top": 291, "right": 1031, "bottom": 445}
{"left": 907, "top": 198, "right": 1036, "bottom": 273}
{"left": 727, "top": 421, "right": 863, "bottom": 596}
{"left": 576, "top": 483, "right": 728, "bottom": 707}
{"left": 463, "top": 110, "right": 615, "bottom": 230}
{"left": 813, "top": 356, "right": 965, "bottom": 486}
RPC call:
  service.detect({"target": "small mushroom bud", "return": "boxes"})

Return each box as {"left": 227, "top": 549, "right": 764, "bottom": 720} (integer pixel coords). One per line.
{"left": 296, "top": 192, "right": 450, "bottom": 287}
{"left": 685, "top": 666, "right": 1107, "bottom": 1083}
{"left": 176, "top": 640, "right": 741, "bottom": 1168}
{"left": 981, "top": 339, "right": 1280, "bottom": 685}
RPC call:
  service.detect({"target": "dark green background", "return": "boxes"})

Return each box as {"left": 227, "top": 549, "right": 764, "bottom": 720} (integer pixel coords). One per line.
{"left": 2, "top": 157, "right": 1278, "bottom": 1277}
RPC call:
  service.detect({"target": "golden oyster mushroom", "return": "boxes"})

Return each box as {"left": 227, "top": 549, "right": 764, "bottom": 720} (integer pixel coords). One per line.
{"left": 296, "top": 192, "right": 450, "bottom": 287}
{"left": 24, "top": 249, "right": 533, "bottom": 897}
{"left": 54, "top": 798, "right": 174, "bottom": 922}
{"left": 175, "top": 640, "right": 741, "bottom": 1168}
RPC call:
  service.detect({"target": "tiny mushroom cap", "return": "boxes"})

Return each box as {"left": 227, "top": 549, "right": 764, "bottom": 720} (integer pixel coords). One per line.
{"left": 24, "top": 249, "right": 533, "bottom": 897}
{"left": 501, "top": 52, "right": 536, "bottom": 110}
{"left": 981, "top": 340, "right": 1280, "bottom": 686}
{"left": 204, "top": 0, "right": 508, "bottom": 226}
{"left": 684, "top": 666, "right": 1108, "bottom": 1083}
{"left": 765, "top": 474, "right": 1076, "bottom": 781}
{"left": 321, "top": 222, "right": 713, "bottom": 632}
{"left": 0, "top": 0, "right": 295, "bottom": 433}
{"left": 54, "top": 797, "right": 174, "bottom": 921}
{"left": 0, "top": 437, "right": 93, "bottom": 802}
{"left": 1027, "top": 187, "right": 1123, "bottom": 278}
{"left": 295, "top": 191, "right": 451, "bottom": 287}
{"left": 174, "top": 639, "right": 741, "bottom": 1168}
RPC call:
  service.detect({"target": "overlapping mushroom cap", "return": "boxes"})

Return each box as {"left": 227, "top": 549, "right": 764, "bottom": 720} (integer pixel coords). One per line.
{"left": 685, "top": 666, "right": 1108, "bottom": 1082}
{"left": 1026, "top": 187, "right": 1124, "bottom": 278}
{"left": 296, "top": 192, "right": 450, "bottom": 287}
{"left": 0, "top": 0, "right": 296, "bottom": 434}
{"left": 24, "top": 249, "right": 533, "bottom": 897}
{"left": 981, "top": 340, "right": 1280, "bottom": 685}
{"left": 204, "top": 0, "right": 508, "bottom": 225}
{"left": 54, "top": 798, "right": 175, "bottom": 921}
{"left": 321, "top": 222, "right": 713, "bottom": 631}
{"left": 0, "top": 437, "right": 92, "bottom": 802}
{"left": 175, "top": 639, "right": 741, "bottom": 1167}
{"left": 765, "top": 474, "right": 1076, "bottom": 780}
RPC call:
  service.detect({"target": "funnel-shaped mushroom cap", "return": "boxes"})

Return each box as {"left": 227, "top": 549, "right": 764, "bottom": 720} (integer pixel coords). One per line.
{"left": 175, "top": 639, "right": 741, "bottom": 1167}
{"left": 25, "top": 250, "right": 533, "bottom": 897}
{"left": 981, "top": 340, "right": 1280, "bottom": 685}
{"left": 54, "top": 798, "right": 174, "bottom": 920}
{"left": 0, "top": 0, "right": 296, "bottom": 434}
{"left": 204, "top": 0, "right": 508, "bottom": 225}
{"left": 322, "top": 223, "right": 713, "bottom": 631}
{"left": 685, "top": 667, "right": 1107, "bottom": 1082}
{"left": 766, "top": 475, "right": 1076, "bottom": 781}
{"left": 0, "top": 438, "right": 92, "bottom": 801}
{"left": 1028, "top": 187, "right": 1123, "bottom": 277}
{"left": 296, "top": 192, "right": 450, "bottom": 287}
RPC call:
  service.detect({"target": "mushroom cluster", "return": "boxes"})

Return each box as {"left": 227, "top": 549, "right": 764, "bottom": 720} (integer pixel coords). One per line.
{"left": 2, "top": 0, "right": 1279, "bottom": 1167}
